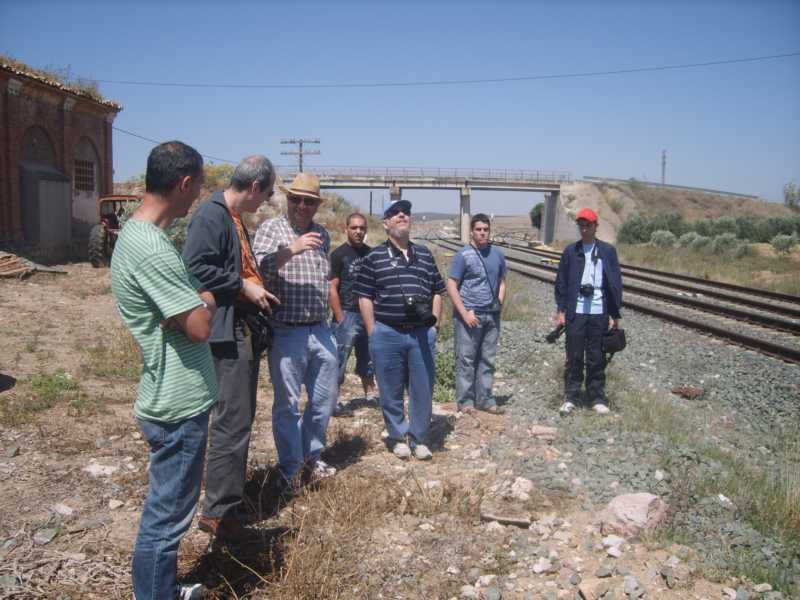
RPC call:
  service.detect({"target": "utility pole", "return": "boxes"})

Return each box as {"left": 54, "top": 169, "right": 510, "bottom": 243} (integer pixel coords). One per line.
{"left": 661, "top": 149, "right": 666, "bottom": 186}
{"left": 280, "top": 138, "right": 320, "bottom": 172}
{"left": 369, "top": 191, "right": 373, "bottom": 216}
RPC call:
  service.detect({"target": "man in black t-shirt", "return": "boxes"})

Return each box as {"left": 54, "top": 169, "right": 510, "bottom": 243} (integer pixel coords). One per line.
{"left": 329, "top": 213, "right": 377, "bottom": 412}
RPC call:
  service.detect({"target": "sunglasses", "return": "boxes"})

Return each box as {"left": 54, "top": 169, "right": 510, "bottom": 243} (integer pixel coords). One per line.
{"left": 386, "top": 209, "right": 410, "bottom": 218}
{"left": 288, "top": 196, "right": 318, "bottom": 207}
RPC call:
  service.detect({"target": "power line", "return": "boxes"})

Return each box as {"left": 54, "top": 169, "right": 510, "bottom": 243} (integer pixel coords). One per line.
{"left": 112, "top": 126, "right": 236, "bottom": 164}
{"left": 95, "top": 51, "right": 800, "bottom": 90}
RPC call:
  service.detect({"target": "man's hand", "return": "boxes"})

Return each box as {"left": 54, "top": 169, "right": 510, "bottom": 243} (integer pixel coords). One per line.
{"left": 556, "top": 311, "right": 566, "bottom": 327}
{"left": 609, "top": 317, "right": 619, "bottom": 330}
{"left": 289, "top": 232, "right": 323, "bottom": 256}
{"left": 241, "top": 279, "right": 280, "bottom": 314}
{"left": 461, "top": 309, "right": 480, "bottom": 328}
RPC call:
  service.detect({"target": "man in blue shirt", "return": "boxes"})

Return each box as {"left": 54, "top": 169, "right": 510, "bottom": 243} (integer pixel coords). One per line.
{"left": 354, "top": 199, "right": 446, "bottom": 461}
{"left": 554, "top": 208, "right": 623, "bottom": 416}
{"left": 447, "top": 213, "right": 507, "bottom": 414}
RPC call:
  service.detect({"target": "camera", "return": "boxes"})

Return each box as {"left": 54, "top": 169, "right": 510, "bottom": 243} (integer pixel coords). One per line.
{"left": 405, "top": 295, "right": 437, "bottom": 327}
{"left": 545, "top": 324, "right": 565, "bottom": 344}
{"left": 579, "top": 284, "right": 595, "bottom": 297}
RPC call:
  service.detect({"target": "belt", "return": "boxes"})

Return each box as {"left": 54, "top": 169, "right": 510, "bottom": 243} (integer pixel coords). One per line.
{"left": 377, "top": 321, "right": 421, "bottom": 332}
{"left": 280, "top": 320, "right": 322, "bottom": 328}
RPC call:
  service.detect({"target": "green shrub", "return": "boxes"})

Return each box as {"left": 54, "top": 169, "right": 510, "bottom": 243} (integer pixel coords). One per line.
{"left": 710, "top": 216, "right": 738, "bottom": 236}
{"left": 711, "top": 233, "right": 740, "bottom": 255}
{"left": 617, "top": 215, "right": 651, "bottom": 244}
{"left": 433, "top": 350, "right": 456, "bottom": 403}
{"left": 733, "top": 243, "right": 754, "bottom": 259}
{"left": 650, "top": 230, "right": 677, "bottom": 248}
{"left": 771, "top": 234, "right": 798, "bottom": 254}
{"left": 678, "top": 232, "right": 700, "bottom": 247}
{"left": 689, "top": 235, "right": 711, "bottom": 251}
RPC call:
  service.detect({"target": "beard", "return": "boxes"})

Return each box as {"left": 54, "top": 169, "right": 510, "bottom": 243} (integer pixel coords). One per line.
{"left": 386, "top": 223, "right": 410, "bottom": 240}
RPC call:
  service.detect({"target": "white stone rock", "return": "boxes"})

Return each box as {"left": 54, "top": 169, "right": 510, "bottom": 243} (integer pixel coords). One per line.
{"left": 459, "top": 585, "right": 479, "bottom": 599}
{"left": 82, "top": 463, "right": 118, "bottom": 478}
{"left": 477, "top": 574, "right": 496, "bottom": 587}
{"left": 654, "top": 469, "right": 665, "bottom": 482}
{"left": 532, "top": 558, "right": 552, "bottom": 574}
{"left": 108, "top": 499, "right": 124, "bottom": 510}
{"left": 600, "top": 492, "right": 667, "bottom": 537}
{"left": 607, "top": 546, "right": 622, "bottom": 558}
{"left": 446, "top": 565, "right": 460, "bottom": 575}
{"left": 601, "top": 534, "right": 626, "bottom": 548}
{"left": 753, "top": 583, "right": 772, "bottom": 593}
{"left": 53, "top": 503, "right": 74, "bottom": 516}
{"left": 419, "top": 523, "right": 434, "bottom": 531}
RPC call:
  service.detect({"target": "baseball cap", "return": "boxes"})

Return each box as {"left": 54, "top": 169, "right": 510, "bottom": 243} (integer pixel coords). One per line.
{"left": 383, "top": 199, "right": 412, "bottom": 219}
{"left": 575, "top": 208, "right": 598, "bottom": 223}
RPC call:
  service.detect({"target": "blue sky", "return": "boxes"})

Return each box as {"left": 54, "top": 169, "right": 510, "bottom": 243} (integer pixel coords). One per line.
{"left": 2, "top": 0, "right": 798, "bottom": 215}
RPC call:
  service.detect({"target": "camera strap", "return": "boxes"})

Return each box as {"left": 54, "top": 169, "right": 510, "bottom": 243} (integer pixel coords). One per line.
{"left": 387, "top": 243, "right": 422, "bottom": 305}
{"left": 470, "top": 243, "right": 498, "bottom": 304}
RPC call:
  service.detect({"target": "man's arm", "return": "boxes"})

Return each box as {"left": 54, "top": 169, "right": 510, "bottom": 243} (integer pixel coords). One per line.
{"left": 167, "top": 291, "right": 216, "bottom": 343}
{"left": 359, "top": 296, "right": 376, "bottom": 336}
{"left": 498, "top": 277, "right": 507, "bottom": 306}
{"left": 432, "top": 293, "right": 443, "bottom": 329}
{"left": 329, "top": 278, "right": 344, "bottom": 323}
{"left": 446, "top": 277, "right": 479, "bottom": 328}
{"left": 183, "top": 207, "right": 241, "bottom": 297}
{"left": 554, "top": 251, "right": 570, "bottom": 326}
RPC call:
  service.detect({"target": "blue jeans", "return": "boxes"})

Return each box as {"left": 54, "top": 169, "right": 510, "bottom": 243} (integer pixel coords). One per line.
{"left": 454, "top": 312, "right": 500, "bottom": 410}
{"left": 267, "top": 322, "right": 338, "bottom": 480}
{"left": 132, "top": 410, "right": 210, "bottom": 600}
{"left": 334, "top": 311, "right": 373, "bottom": 386}
{"left": 369, "top": 322, "right": 437, "bottom": 447}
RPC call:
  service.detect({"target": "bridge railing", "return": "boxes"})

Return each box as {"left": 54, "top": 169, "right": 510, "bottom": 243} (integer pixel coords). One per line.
{"left": 278, "top": 166, "right": 572, "bottom": 184}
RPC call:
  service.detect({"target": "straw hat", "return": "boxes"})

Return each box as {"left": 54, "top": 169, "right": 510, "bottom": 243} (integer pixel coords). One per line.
{"left": 279, "top": 172, "right": 323, "bottom": 201}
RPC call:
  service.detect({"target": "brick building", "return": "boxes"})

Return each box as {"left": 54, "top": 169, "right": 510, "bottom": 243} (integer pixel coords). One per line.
{"left": 0, "top": 60, "right": 121, "bottom": 261}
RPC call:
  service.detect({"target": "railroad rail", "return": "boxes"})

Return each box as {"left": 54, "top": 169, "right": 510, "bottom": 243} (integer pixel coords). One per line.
{"left": 491, "top": 240, "right": 800, "bottom": 321}
{"left": 427, "top": 237, "right": 800, "bottom": 365}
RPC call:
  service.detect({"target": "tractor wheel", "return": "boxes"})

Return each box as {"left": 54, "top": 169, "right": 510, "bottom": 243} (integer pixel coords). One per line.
{"left": 88, "top": 224, "right": 108, "bottom": 268}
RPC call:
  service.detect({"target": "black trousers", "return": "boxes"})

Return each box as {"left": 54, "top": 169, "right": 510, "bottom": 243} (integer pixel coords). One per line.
{"left": 564, "top": 313, "right": 607, "bottom": 406}
{"left": 202, "top": 322, "right": 262, "bottom": 519}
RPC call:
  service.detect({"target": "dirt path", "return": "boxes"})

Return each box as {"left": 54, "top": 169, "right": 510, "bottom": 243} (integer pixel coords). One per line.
{"left": 0, "top": 265, "right": 768, "bottom": 599}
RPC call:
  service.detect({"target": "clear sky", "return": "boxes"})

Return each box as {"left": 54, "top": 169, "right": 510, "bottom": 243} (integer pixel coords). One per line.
{"left": 2, "top": 0, "right": 798, "bottom": 215}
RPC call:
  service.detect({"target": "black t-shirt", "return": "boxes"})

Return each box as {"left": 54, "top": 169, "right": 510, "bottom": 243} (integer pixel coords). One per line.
{"left": 329, "top": 242, "right": 372, "bottom": 311}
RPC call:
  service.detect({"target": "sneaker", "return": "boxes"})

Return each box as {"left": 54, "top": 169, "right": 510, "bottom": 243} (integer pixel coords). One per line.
{"left": 178, "top": 583, "right": 205, "bottom": 600}
{"left": 592, "top": 403, "right": 610, "bottom": 415}
{"left": 333, "top": 402, "right": 350, "bottom": 417}
{"left": 458, "top": 405, "right": 476, "bottom": 414}
{"left": 311, "top": 459, "right": 337, "bottom": 480}
{"left": 365, "top": 392, "right": 379, "bottom": 404}
{"left": 559, "top": 401, "right": 576, "bottom": 416}
{"left": 392, "top": 442, "right": 411, "bottom": 459}
{"left": 481, "top": 405, "right": 505, "bottom": 415}
{"left": 413, "top": 444, "right": 433, "bottom": 461}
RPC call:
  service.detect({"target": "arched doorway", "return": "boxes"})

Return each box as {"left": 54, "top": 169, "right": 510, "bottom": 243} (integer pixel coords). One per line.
{"left": 19, "top": 126, "right": 71, "bottom": 250}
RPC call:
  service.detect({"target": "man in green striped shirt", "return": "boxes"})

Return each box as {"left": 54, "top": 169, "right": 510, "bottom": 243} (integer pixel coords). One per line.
{"left": 111, "top": 141, "right": 217, "bottom": 600}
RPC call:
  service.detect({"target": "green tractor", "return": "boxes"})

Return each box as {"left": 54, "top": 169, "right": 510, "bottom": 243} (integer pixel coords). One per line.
{"left": 88, "top": 194, "right": 140, "bottom": 267}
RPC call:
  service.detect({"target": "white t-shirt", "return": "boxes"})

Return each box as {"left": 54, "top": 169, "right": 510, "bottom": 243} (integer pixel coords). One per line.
{"left": 576, "top": 242, "right": 604, "bottom": 315}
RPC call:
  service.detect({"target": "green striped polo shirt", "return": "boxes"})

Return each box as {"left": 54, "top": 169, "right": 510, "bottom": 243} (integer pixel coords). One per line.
{"left": 110, "top": 218, "right": 218, "bottom": 423}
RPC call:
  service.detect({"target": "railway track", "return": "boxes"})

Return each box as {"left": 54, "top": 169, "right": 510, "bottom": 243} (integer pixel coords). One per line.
{"left": 427, "top": 237, "right": 800, "bottom": 365}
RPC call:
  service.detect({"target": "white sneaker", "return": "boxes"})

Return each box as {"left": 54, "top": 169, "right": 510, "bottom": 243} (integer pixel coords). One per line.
{"left": 559, "top": 401, "right": 576, "bottom": 416}
{"left": 312, "top": 459, "right": 337, "bottom": 479}
{"left": 413, "top": 444, "right": 433, "bottom": 461}
{"left": 178, "top": 583, "right": 205, "bottom": 600}
{"left": 365, "top": 392, "right": 379, "bottom": 404}
{"left": 392, "top": 442, "right": 411, "bottom": 459}
{"left": 592, "top": 403, "right": 610, "bottom": 415}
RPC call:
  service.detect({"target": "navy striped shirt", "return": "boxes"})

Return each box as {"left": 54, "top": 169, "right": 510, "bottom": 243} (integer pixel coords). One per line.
{"left": 354, "top": 240, "right": 446, "bottom": 327}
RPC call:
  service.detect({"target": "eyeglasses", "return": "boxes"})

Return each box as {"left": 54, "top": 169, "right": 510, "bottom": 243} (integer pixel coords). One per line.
{"left": 386, "top": 209, "right": 410, "bottom": 218}
{"left": 289, "top": 196, "right": 317, "bottom": 207}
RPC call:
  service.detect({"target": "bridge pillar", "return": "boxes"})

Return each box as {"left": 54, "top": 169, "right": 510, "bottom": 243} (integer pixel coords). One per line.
{"left": 542, "top": 190, "right": 559, "bottom": 244}
{"left": 390, "top": 186, "right": 402, "bottom": 202}
{"left": 459, "top": 187, "right": 471, "bottom": 243}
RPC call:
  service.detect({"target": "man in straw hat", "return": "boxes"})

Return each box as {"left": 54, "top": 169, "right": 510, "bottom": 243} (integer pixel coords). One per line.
{"left": 253, "top": 172, "right": 338, "bottom": 492}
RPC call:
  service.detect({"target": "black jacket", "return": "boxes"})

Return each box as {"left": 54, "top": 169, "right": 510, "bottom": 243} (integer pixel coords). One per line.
{"left": 554, "top": 239, "right": 623, "bottom": 322}
{"left": 182, "top": 191, "right": 243, "bottom": 344}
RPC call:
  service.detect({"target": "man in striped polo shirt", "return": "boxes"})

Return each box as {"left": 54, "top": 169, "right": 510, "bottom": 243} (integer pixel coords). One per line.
{"left": 111, "top": 141, "right": 216, "bottom": 600}
{"left": 253, "top": 172, "right": 339, "bottom": 490}
{"left": 354, "top": 199, "right": 446, "bottom": 461}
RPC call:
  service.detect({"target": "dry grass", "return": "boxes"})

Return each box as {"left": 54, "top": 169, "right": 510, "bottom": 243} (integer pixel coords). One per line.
{"left": 618, "top": 243, "right": 800, "bottom": 295}
{"left": 82, "top": 327, "right": 141, "bottom": 381}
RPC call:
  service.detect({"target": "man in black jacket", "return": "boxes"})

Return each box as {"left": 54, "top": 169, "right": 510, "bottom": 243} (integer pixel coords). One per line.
{"left": 183, "top": 155, "right": 278, "bottom": 540}
{"left": 554, "top": 208, "right": 623, "bottom": 416}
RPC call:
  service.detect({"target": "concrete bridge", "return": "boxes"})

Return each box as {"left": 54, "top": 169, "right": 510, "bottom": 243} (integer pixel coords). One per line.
{"left": 278, "top": 167, "right": 571, "bottom": 242}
